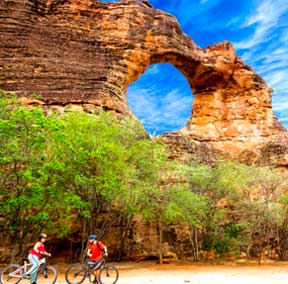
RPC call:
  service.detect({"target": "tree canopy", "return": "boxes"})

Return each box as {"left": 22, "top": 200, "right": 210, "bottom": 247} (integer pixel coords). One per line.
{"left": 1, "top": 90, "right": 288, "bottom": 263}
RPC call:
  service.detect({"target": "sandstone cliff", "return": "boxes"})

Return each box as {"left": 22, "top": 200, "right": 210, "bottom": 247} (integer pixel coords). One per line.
{"left": 0, "top": 0, "right": 287, "bottom": 166}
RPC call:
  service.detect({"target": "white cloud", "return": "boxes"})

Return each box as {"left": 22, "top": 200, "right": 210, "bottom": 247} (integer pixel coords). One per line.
{"left": 272, "top": 47, "right": 287, "bottom": 55}
{"left": 273, "top": 100, "right": 288, "bottom": 113}
{"left": 144, "top": 65, "right": 160, "bottom": 76}
{"left": 234, "top": 0, "right": 288, "bottom": 50}
{"left": 266, "top": 71, "right": 286, "bottom": 87}
{"left": 127, "top": 84, "right": 192, "bottom": 133}
{"left": 271, "top": 97, "right": 288, "bottom": 114}
{"left": 230, "top": 0, "right": 287, "bottom": 130}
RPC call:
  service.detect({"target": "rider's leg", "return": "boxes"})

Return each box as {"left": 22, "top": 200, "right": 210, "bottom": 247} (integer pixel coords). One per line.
{"left": 25, "top": 254, "right": 40, "bottom": 284}
{"left": 92, "top": 270, "right": 99, "bottom": 284}
{"left": 92, "top": 260, "right": 103, "bottom": 283}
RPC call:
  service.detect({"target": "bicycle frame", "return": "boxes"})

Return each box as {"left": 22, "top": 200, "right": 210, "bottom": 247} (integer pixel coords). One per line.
{"left": 89, "top": 259, "right": 105, "bottom": 272}
{"left": 7, "top": 258, "right": 47, "bottom": 279}
{"left": 66, "top": 256, "right": 118, "bottom": 284}
{"left": 72, "top": 259, "right": 105, "bottom": 280}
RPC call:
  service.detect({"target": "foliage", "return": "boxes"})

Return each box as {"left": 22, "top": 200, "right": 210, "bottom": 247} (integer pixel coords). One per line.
{"left": 0, "top": 91, "right": 83, "bottom": 244}
{"left": 0, "top": 91, "right": 172, "bottom": 255}
{"left": 1, "top": 90, "right": 288, "bottom": 263}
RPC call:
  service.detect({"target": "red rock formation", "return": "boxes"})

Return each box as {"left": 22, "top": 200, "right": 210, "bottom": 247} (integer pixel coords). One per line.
{"left": 0, "top": 0, "right": 287, "bottom": 165}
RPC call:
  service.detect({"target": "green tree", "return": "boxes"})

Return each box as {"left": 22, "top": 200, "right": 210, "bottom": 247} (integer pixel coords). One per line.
{"left": 42, "top": 111, "right": 173, "bottom": 259}
{"left": 234, "top": 165, "right": 287, "bottom": 264}
{"left": 185, "top": 161, "right": 249, "bottom": 260}
{"left": 0, "top": 92, "right": 80, "bottom": 258}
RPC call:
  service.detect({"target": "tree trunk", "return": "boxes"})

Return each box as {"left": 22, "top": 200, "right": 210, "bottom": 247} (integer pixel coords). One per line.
{"left": 80, "top": 218, "right": 87, "bottom": 262}
{"left": 117, "top": 215, "right": 131, "bottom": 262}
{"left": 189, "top": 228, "right": 197, "bottom": 262}
{"left": 10, "top": 243, "right": 20, "bottom": 263}
{"left": 257, "top": 245, "right": 262, "bottom": 265}
{"left": 158, "top": 217, "right": 163, "bottom": 264}
{"left": 69, "top": 240, "right": 73, "bottom": 262}
{"left": 278, "top": 227, "right": 288, "bottom": 261}
{"left": 195, "top": 229, "right": 199, "bottom": 261}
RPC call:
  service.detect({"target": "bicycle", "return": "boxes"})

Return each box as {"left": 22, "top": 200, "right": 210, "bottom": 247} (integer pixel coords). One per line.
{"left": 65, "top": 256, "right": 118, "bottom": 284}
{"left": 0, "top": 257, "right": 58, "bottom": 284}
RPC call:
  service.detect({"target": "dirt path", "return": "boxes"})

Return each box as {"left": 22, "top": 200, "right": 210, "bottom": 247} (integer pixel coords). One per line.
{"left": 55, "top": 261, "right": 288, "bottom": 284}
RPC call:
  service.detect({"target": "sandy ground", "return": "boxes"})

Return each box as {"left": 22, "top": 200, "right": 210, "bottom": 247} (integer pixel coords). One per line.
{"left": 55, "top": 261, "right": 288, "bottom": 284}
{"left": 2, "top": 261, "right": 288, "bottom": 284}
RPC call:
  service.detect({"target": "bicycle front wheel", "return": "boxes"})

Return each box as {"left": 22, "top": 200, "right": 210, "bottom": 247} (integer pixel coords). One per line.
{"left": 0, "top": 264, "right": 22, "bottom": 284}
{"left": 65, "top": 263, "right": 86, "bottom": 284}
{"left": 37, "top": 265, "right": 58, "bottom": 284}
{"left": 98, "top": 265, "right": 118, "bottom": 284}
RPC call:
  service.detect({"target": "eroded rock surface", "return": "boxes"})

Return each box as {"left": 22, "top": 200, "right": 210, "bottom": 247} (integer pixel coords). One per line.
{"left": 0, "top": 0, "right": 287, "bottom": 165}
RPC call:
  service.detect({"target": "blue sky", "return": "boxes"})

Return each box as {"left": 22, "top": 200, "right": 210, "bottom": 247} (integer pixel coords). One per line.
{"left": 103, "top": 0, "right": 288, "bottom": 135}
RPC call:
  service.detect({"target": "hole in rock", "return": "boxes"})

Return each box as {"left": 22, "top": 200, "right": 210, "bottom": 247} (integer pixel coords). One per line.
{"left": 126, "top": 63, "right": 193, "bottom": 136}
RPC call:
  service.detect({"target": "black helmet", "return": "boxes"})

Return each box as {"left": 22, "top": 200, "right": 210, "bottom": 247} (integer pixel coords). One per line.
{"left": 88, "top": 234, "right": 97, "bottom": 240}
{"left": 39, "top": 233, "right": 47, "bottom": 239}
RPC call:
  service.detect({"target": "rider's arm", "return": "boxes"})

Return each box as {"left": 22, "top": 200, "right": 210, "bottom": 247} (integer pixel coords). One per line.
{"left": 36, "top": 242, "right": 51, "bottom": 257}
{"left": 42, "top": 251, "right": 52, "bottom": 257}
{"left": 87, "top": 248, "right": 92, "bottom": 257}
{"left": 104, "top": 245, "right": 108, "bottom": 255}
{"left": 97, "top": 241, "right": 107, "bottom": 256}
{"left": 102, "top": 244, "right": 108, "bottom": 256}
{"left": 33, "top": 241, "right": 41, "bottom": 253}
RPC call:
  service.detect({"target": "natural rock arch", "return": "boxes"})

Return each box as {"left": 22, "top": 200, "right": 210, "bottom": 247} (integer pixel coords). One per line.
{"left": 0, "top": 0, "right": 287, "bottom": 165}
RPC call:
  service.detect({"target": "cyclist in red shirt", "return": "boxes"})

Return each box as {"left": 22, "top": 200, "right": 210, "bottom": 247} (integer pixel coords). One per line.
{"left": 87, "top": 234, "right": 108, "bottom": 283}
{"left": 24, "top": 233, "right": 51, "bottom": 284}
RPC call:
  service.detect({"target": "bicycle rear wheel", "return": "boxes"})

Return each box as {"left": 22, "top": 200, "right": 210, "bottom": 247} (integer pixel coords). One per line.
{"left": 98, "top": 265, "right": 118, "bottom": 284}
{"left": 0, "top": 264, "right": 22, "bottom": 284}
{"left": 37, "top": 265, "right": 58, "bottom": 284}
{"left": 65, "top": 263, "right": 86, "bottom": 284}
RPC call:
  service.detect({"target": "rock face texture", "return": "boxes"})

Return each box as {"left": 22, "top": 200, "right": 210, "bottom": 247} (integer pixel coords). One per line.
{"left": 0, "top": 0, "right": 287, "bottom": 166}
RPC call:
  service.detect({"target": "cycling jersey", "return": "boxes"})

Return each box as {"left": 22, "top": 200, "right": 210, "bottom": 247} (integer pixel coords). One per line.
{"left": 88, "top": 241, "right": 105, "bottom": 261}
{"left": 30, "top": 242, "right": 46, "bottom": 258}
